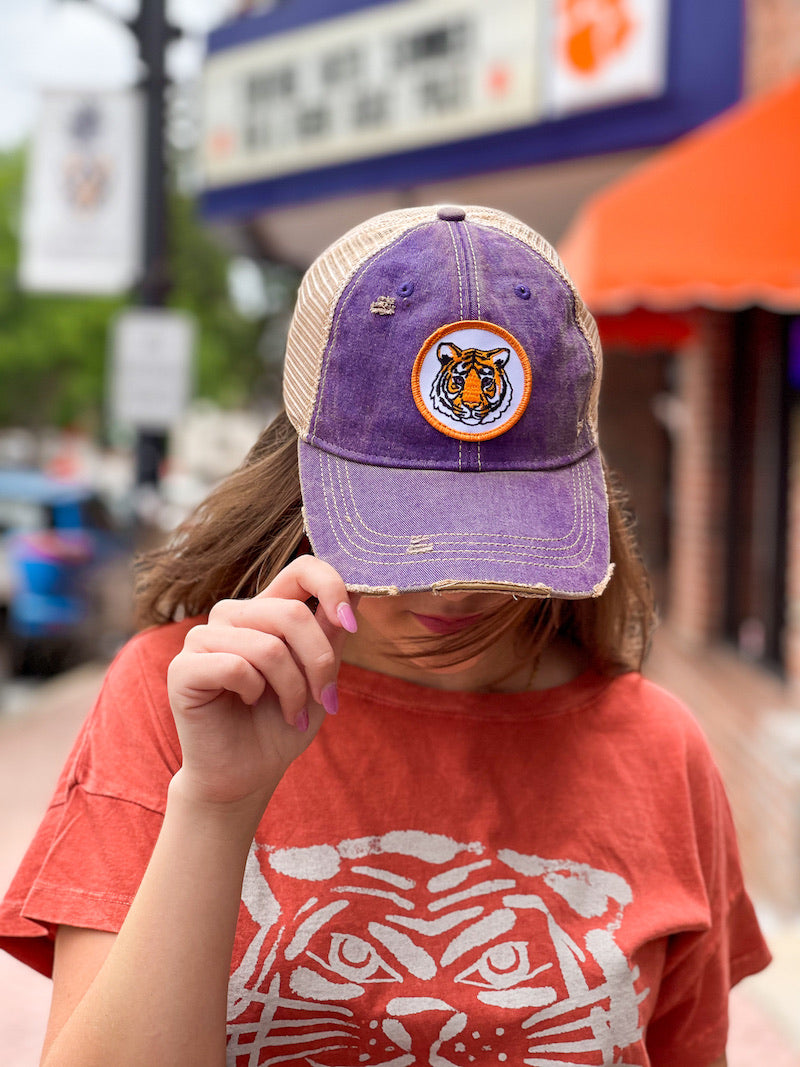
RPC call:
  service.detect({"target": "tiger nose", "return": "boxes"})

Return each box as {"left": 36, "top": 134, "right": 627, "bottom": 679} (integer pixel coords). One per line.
{"left": 461, "top": 368, "right": 483, "bottom": 406}
{"left": 383, "top": 999, "right": 467, "bottom": 1058}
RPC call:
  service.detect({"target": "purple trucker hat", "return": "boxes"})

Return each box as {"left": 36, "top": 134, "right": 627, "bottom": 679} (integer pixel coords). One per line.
{"left": 283, "top": 204, "right": 612, "bottom": 599}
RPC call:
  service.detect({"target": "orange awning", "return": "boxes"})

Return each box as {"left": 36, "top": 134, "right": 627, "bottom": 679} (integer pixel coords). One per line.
{"left": 558, "top": 76, "right": 800, "bottom": 314}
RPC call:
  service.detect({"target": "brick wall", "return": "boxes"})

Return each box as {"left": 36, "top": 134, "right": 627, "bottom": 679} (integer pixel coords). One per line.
{"left": 654, "top": 313, "right": 800, "bottom": 914}
{"left": 599, "top": 349, "right": 671, "bottom": 607}
{"left": 745, "top": 0, "right": 800, "bottom": 96}
{"left": 667, "top": 317, "right": 732, "bottom": 646}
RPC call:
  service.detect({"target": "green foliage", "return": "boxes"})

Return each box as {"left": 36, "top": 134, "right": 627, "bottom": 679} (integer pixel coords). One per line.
{"left": 167, "top": 193, "right": 267, "bottom": 409}
{"left": 0, "top": 150, "right": 122, "bottom": 430}
{"left": 0, "top": 148, "right": 285, "bottom": 431}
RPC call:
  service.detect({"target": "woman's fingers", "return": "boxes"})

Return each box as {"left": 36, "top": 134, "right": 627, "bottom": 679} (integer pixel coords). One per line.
{"left": 259, "top": 555, "right": 358, "bottom": 635}
{"left": 172, "top": 557, "right": 358, "bottom": 733}
{"left": 261, "top": 557, "right": 359, "bottom": 712}
{"left": 204, "top": 599, "right": 338, "bottom": 706}
{"left": 176, "top": 626, "right": 311, "bottom": 726}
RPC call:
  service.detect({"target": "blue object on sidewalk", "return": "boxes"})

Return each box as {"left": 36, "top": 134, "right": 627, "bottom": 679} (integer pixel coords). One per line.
{"left": 0, "top": 470, "right": 128, "bottom": 674}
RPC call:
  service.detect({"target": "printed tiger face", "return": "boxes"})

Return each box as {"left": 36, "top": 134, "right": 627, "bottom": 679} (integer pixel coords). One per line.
{"left": 227, "top": 831, "right": 647, "bottom": 1067}
{"left": 430, "top": 343, "right": 513, "bottom": 427}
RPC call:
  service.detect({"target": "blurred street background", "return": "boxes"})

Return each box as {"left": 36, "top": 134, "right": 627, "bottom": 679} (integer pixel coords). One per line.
{"left": 1, "top": 0, "right": 800, "bottom": 1063}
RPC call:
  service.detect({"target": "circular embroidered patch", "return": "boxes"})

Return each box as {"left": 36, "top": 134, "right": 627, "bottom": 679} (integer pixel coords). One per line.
{"left": 411, "top": 320, "right": 532, "bottom": 441}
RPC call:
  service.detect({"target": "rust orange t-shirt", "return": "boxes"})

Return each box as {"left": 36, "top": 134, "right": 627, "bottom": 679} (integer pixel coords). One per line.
{"left": 0, "top": 620, "right": 771, "bottom": 1066}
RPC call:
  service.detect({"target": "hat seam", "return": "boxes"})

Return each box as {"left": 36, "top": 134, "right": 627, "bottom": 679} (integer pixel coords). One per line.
{"left": 463, "top": 223, "right": 482, "bottom": 319}
{"left": 303, "top": 433, "right": 598, "bottom": 472}
{"left": 445, "top": 221, "right": 466, "bottom": 321}
{"left": 452, "top": 220, "right": 475, "bottom": 317}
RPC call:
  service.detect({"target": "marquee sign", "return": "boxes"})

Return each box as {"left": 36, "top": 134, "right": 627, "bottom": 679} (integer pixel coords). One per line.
{"left": 203, "top": 0, "right": 542, "bottom": 188}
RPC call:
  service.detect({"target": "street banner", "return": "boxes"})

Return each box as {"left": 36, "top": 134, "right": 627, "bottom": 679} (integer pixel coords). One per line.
{"left": 19, "top": 89, "right": 144, "bottom": 294}
{"left": 547, "top": 0, "right": 669, "bottom": 115}
{"left": 109, "top": 309, "right": 195, "bottom": 431}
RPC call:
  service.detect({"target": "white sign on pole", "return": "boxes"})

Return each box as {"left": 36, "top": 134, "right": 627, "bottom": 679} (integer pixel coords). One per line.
{"left": 110, "top": 309, "right": 195, "bottom": 431}
{"left": 547, "top": 0, "right": 669, "bottom": 115}
{"left": 19, "top": 89, "right": 144, "bottom": 294}
{"left": 202, "top": 0, "right": 542, "bottom": 188}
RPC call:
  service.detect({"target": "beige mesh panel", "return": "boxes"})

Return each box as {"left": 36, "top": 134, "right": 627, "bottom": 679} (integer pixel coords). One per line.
{"left": 282, "top": 204, "right": 603, "bottom": 439}
{"left": 283, "top": 206, "right": 438, "bottom": 436}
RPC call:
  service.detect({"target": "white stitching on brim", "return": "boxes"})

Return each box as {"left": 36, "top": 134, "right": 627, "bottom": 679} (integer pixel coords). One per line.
{"left": 300, "top": 448, "right": 610, "bottom": 596}
{"left": 338, "top": 459, "right": 589, "bottom": 552}
{"left": 316, "top": 452, "right": 600, "bottom": 563}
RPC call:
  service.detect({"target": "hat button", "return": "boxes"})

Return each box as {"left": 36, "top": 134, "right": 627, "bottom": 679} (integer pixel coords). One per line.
{"left": 436, "top": 205, "right": 466, "bottom": 222}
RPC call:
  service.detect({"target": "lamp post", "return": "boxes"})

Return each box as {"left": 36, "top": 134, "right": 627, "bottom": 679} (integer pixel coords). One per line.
{"left": 66, "top": 0, "right": 181, "bottom": 486}
{"left": 129, "top": 0, "right": 182, "bottom": 487}
{"left": 56, "top": 0, "right": 196, "bottom": 493}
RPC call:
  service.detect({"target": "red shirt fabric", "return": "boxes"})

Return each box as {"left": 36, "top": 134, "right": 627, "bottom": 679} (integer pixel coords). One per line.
{"left": 0, "top": 620, "right": 771, "bottom": 1066}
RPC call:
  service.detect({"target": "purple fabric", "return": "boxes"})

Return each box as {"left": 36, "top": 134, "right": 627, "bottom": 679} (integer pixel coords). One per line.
{"left": 298, "top": 440, "right": 610, "bottom": 597}
{"left": 298, "top": 212, "right": 610, "bottom": 596}
{"left": 307, "top": 219, "right": 596, "bottom": 472}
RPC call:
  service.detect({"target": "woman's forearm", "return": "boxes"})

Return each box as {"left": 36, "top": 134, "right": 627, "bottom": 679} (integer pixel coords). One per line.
{"left": 42, "top": 561, "right": 353, "bottom": 1066}
{"left": 42, "top": 772, "right": 275, "bottom": 1067}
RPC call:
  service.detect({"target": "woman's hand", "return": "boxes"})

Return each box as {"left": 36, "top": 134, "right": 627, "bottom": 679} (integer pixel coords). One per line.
{"left": 166, "top": 555, "right": 358, "bottom": 814}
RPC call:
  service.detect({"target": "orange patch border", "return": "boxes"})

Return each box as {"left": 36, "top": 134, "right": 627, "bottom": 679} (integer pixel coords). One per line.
{"left": 411, "top": 319, "right": 533, "bottom": 442}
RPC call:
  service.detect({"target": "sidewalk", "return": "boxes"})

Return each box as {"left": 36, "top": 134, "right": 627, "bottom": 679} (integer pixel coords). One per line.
{"left": 0, "top": 660, "right": 799, "bottom": 1066}
{"left": 0, "top": 664, "right": 106, "bottom": 1067}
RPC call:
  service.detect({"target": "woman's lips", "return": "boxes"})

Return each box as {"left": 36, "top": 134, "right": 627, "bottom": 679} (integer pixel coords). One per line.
{"left": 412, "top": 613, "right": 484, "bottom": 635}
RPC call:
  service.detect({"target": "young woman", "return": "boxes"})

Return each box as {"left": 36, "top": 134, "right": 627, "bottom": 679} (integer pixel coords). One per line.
{"left": 1, "top": 205, "right": 769, "bottom": 1067}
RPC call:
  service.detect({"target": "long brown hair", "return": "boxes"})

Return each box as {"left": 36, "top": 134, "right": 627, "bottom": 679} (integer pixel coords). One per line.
{"left": 135, "top": 410, "right": 656, "bottom": 674}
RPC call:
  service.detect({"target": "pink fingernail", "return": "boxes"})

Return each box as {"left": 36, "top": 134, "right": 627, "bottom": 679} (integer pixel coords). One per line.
{"left": 337, "top": 602, "right": 358, "bottom": 633}
{"left": 321, "top": 683, "right": 338, "bottom": 715}
{"left": 296, "top": 708, "right": 309, "bottom": 732}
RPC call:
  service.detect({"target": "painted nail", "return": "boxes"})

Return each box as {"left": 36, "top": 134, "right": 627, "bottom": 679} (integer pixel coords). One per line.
{"left": 296, "top": 708, "right": 309, "bottom": 732}
{"left": 337, "top": 602, "right": 358, "bottom": 633}
{"left": 321, "top": 683, "right": 338, "bottom": 716}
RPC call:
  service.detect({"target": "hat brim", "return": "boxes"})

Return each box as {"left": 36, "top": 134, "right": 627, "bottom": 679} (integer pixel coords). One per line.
{"left": 298, "top": 441, "right": 612, "bottom": 598}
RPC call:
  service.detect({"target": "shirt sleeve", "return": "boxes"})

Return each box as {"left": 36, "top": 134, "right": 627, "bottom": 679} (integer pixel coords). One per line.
{"left": 0, "top": 624, "right": 188, "bottom": 977}
{"left": 644, "top": 713, "right": 772, "bottom": 1066}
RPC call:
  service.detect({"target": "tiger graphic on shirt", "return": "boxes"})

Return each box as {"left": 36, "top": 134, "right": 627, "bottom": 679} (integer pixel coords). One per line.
{"left": 226, "top": 831, "right": 648, "bottom": 1066}
{"left": 430, "top": 342, "right": 513, "bottom": 427}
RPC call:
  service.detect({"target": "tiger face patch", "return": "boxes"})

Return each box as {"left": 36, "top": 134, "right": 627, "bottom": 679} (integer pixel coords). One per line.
{"left": 412, "top": 321, "right": 532, "bottom": 442}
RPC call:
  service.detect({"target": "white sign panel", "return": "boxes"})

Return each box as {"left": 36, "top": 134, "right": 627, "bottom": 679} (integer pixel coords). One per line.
{"left": 547, "top": 0, "right": 669, "bottom": 115}
{"left": 19, "top": 89, "right": 143, "bottom": 294}
{"left": 110, "top": 309, "right": 195, "bottom": 431}
{"left": 202, "top": 0, "right": 542, "bottom": 187}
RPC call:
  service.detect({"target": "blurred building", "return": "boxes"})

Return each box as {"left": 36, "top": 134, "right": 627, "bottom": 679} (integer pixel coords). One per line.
{"left": 196, "top": 0, "right": 800, "bottom": 914}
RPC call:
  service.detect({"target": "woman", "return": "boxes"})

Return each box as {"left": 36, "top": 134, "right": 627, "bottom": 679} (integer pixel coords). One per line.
{"left": 1, "top": 205, "right": 769, "bottom": 1066}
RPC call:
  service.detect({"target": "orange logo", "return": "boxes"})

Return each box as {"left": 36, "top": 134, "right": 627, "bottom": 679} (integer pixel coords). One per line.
{"left": 560, "top": 0, "right": 634, "bottom": 75}
{"left": 411, "top": 321, "right": 532, "bottom": 443}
